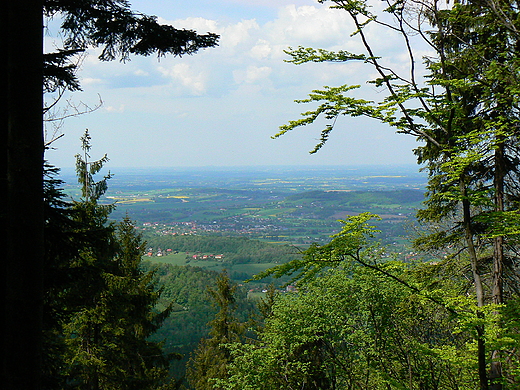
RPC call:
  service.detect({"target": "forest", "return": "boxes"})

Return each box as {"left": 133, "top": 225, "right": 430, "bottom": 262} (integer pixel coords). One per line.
{"left": 3, "top": 0, "right": 520, "bottom": 390}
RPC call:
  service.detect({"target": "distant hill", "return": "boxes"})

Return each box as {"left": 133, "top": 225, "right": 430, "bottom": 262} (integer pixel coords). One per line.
{"left": 285, "top": 189, "right": 424, "bottom": 207}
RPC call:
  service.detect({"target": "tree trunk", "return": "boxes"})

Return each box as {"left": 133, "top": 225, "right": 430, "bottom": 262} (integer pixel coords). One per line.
{"left": 3, "top": 2, "right": 44, "bottom": 389}
{"left": 493, "top": 140, "right": 505, "bottom": 307}
{"left": 460, "top": 180, "right": 488, "bottom": 390}
{"left": 489, "top": 141, "right": 506, "bottom": 390}
{"left": 0, "top": 2, "right": 9, "bottom": 386}
{"left": 461, "top": 181, "right": 485, "bottom": 309}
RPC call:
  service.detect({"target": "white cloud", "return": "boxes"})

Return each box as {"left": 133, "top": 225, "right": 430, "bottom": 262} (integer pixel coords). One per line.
{"left": 220, "top": 19, "right": 260, "bottom": 49}
{"left": 133, "top": 69, "right": 150, "bottom": 77}
{"left": 104, "top": 104, "right": 125, "bottom": 113}
{"left": 266, "top": 5, "right": 354, "bottom": 46}
{"left": 158, "top": 16, "right": 219, "bottom": 34}
{"left": 81, "top": 77, "right": 104, "bottom": 86}
{"left": 49, "top": 1, "right": 423, "bottom": 168}
{"left": 250, "top": 39, "right": 272, "bottom": 60}
{"left": 233, "top": 65, "right": 272, "bottom": 84}
{"left": 89, "top": 2, "right": 406, "bottom": 96}
{"left": 150, "top": 3, "right": 367, "bottom": 95}
{"left": 158, "top": 63, "right": 208, "bottom": 95}
{"left": 220, "top": 0, "right": 311, "bottom": 6}
{"left": 161, "top": 16, "right": 260, "bottom": 52}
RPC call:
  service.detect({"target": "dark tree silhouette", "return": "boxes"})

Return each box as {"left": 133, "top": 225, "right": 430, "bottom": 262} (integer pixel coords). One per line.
{"left": 2, "top": 2, "right": 218, "bottom": 389}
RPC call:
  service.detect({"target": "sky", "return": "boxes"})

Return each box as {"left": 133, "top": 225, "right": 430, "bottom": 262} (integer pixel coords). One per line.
{"left": 44, "top": 0, "right": 424, "bottom": 169}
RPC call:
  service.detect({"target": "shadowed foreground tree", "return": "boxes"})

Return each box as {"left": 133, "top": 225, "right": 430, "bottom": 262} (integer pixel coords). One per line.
{"left": 3, "top": 3, "right": 45, "bottom": 390}
{"left": 2, "top": 2, "right": 218, "bottom": 389}
{"left": 186, "top": 271, "right": 246, "bottom": 390}
{"left": 43, "top": 131, "right": 177, "bottom": 389}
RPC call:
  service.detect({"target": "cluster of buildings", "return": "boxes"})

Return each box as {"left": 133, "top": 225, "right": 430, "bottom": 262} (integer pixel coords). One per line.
{"left": 144, "top": 248, "right": 225, "bottom": 261}
{"left": 145, "top": 248, "right": 177, "bottom": 257}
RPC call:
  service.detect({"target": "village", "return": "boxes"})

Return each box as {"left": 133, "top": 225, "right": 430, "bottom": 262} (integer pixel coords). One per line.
{"left": 145, "top": 247, "right": 225, "bottom": 261}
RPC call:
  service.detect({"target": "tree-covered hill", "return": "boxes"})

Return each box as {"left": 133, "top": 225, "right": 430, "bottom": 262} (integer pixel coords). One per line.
{"left": 144, "top": 234, "right": 300, "bottom": 265}
{"left": 144, "top": 263, "right": 256, "bottom": 381}
{"left": 284, "top": 189, "right": 424, "bottom": 214}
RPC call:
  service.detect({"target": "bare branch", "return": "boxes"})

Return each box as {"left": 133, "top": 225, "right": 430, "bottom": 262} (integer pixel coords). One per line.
{"left": 44, "top": 94, "right": 103, "bottom": 146}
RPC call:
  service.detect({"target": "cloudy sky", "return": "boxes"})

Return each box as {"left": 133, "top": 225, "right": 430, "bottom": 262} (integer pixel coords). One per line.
{"left": 44, "top": 0, "right": 423, "bottom": 168}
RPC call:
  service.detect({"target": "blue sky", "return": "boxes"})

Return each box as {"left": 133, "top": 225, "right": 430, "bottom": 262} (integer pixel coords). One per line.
{"left": 44, "top": 0, "right": 422, "bottom": 168}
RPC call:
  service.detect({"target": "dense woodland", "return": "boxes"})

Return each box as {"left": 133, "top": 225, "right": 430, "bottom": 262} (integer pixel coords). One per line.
{"left": 144, "top": 264, "right": 257, "bottom": 382}
{"left": 4, "top": 0, "right": 520, "bottom": 389}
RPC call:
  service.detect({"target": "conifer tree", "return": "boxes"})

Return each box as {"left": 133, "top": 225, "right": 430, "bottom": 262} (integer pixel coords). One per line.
{"left": 186, "top": 271, "right": 245, "bottom": 390}
{"left": 46, "top": 130, "right": 175, "bottom": 390}
{"left": 42, "top": 163, "right": 84, "bottom": 390}
{"left": 3, "top": 4, "right": 218, "bottom": 387}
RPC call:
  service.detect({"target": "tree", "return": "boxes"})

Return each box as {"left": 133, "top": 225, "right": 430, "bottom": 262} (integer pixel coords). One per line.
{"left": 62, "top": 217, "right": 174, "bottom": 390}
{"left": 273, "top": 1, "right": 520, "bottom": 387}
{"left": 2, "top": 3, "right": 45, "bottom": 389}
{"left": 2, "top": 2, "right": 218, "bottom": 389}
{"left": 42, "top": 162, "right": 82, "bottom": 390}
{"left": 43, "top": 130, "right": 175, "bottom": 390}
{"left": 413, "top": 5, "right": 520, "bottom": 384}
{"left": 186, "top": 271, "right": 246, "bottom": 390}
{"left": 222, "top": 263, "right": 476, "bottom": 389}
{"left": 238, "top": 213, "right": 520, "bottom": 389}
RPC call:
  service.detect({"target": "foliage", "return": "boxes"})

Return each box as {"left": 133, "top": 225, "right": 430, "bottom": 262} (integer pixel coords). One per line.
{"left": 186, "top": 271, "right": 248, "bottom": 390}
{"left": 75, "top": 130, "right": 113, "bottom": 202}
{"left": 273, "top": 0, "right": 520, "bottom": 387}
{"left": 62, "top": 218, "right": 174, "bottom": 390}
{"left": 221, "top": 264, "right": 477, "bottom": 390}
{"left": 251, "top": 212, "right": 381, "bottom": 285}
{"left": 42, "top": 135, "right": 176, "bottom": 389}
{"left": 243, "top": 209, "right": 520, "bottom": 389}
{"left": 43, "top": 0, "right": 218, "bottom": 95}
{"left": 145, "top": 263, "right": 257, "bottom": 383}
{"left": 5, "top": 1, "right": 218, "bottom": 388}
{"left": 43, "top": 164, "right": 84, "bottom": 389}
